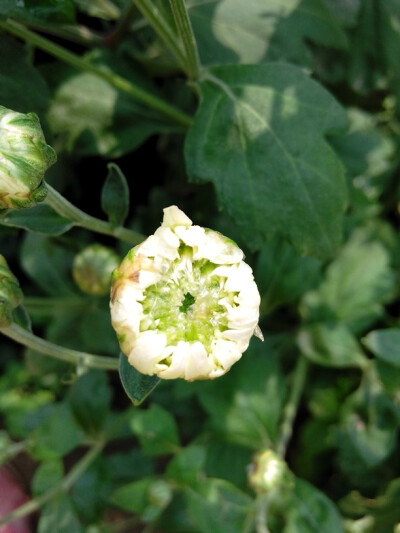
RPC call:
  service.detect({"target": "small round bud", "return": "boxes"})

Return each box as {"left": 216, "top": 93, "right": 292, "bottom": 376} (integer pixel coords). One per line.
{"left": 0, "top": 255, "right": 23, "bottom": 327}
{"left": 110, "top": 205, "right": 262, "bottom": 381}
{"left": 0, "top": 106, "right": 56, "bottom": 210}
{"left": 73, "top": 244, "right": 120, "bottom": 296}
{"left": 248, "top": 450, "right": 293, "bottom": 495}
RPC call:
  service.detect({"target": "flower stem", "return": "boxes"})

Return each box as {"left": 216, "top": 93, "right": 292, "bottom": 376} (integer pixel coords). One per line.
{"left": 169, "top": 0, "right": 201, "bottom": 80}
{"left": 0, "top": 18, "right": 192, "bottom": 128}
{"left": 0, "top": 441, "right": 104, "bottom": 527}
{"left": 0, "top": 322, "right": 119, "bottom": 371}
{"left": 44, "top": 183, "right": 145, "bottom": 245}
{"left": 276, "top": 356, "right": 308, "bottom": 458}
{"left": 255, "top": 494, "right": 271, "bottom": 533}
{"left": 133, "top": 0, "right": 187, "bottom": 72}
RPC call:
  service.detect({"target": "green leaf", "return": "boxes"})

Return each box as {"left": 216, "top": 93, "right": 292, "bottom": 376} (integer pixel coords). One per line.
{"left": 167, "top": 444, "right": 206, "bottom": 485}
{"left": 0, "top": 0, "right": 75, "bottom": 24}
{"left": 111, "top": 477, "right": 154, "bottom": 514}
{"left": 256, "top": 239, "right": 321, "bottom": 314}
{"left": 38, "top": 493, "right": 83, "bottom": 533}
{"left": 198, "top": 339, "right": 286, "bottom": 449}
{"left": 185, "top": 63, "right": 348, "bottom": 259}
{"left": 20, "top": 232, "right": 76, "bottom": 296}
{"left": 284, "top": 478, "right": 344, "bottom": 533}
{"left": 185, "top": 478, "right": 253, "bottom": 533}
{"left": 189, "top": 0, "right": 347, "bottom": 67}
{"left": 32, "top": 459, "right": 64, "bottom": 496}
{"left": 301, "top": 231, "right": 395, "bottom": 333}
{"left": 337, "top": 370, "right": 400, "bottom": 479}
{"left": 362, "top": 329, "right": 400, "bottom": 368}
{"left": 1, "top": 204, "right": 74, "bottom": 235}
{"left": 0, "top": 35, "right": 50, "bottom": 114}
{"left": 68, "top": 370, "right": 112, "bottom": 434}
{"left": 204, "top": 440, "right": 251, "bottom": 488}
{"left": 30, "top": 402, "right": 83, "bottom": 460}
{"left": 119, "top": 353, "right": 160, "bottom": 406}
{"left": 44, "top": 51, "right": 174, "bottom": 158}
{"left": 130, "top": 403, "right": 180, "bottom": 456}
{"left": 101, "top": 163, "right": 130, "bottom": 226}
{"left": 297, "top": 323, "right": 367, "bottom": 369}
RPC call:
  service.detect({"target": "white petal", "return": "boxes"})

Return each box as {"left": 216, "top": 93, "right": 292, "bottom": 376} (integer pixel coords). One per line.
{"left": 195, "top": 230, "right": 243, "bottom": 264}
{"left": 162, "top": 205, "right": 192, "bottom": 228}
{"left": 157, "top": 342, "right": 187, "bottom": 379}
{"left": 185, "top": 342, "right": 214, "bottom": 381}
{"left": 211, "top": 339, "right": 242, "bottom": 369}
{"left": 175, "top": 225, "right": 205, "bottom": 248}
{"left": 129, "top": 331, "right": 167, "bottom": 374}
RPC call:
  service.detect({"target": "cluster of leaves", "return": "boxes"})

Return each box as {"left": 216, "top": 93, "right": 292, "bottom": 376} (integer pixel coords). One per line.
{"left": 1, "top": 0, "right": 400, "bottom": 532}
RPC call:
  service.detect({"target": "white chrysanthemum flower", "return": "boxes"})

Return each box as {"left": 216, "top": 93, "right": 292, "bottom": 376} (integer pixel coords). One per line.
{"left": 110, "top": 206, "right": 263, "bottom": 381}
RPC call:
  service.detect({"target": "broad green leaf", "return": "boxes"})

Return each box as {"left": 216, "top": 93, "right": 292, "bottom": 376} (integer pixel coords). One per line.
{"left": 198, "top": 339, "right": 286, "bottom": 449}
{"left": 101, "top": 163, "right": 130, "bottom": 226}
{"left": 32, "top": 459, "right": 64, "bottom": 496}
{"left": 112, "top": 477, "right": 172, "bottom": 520}
{"left": 185, "top": 63, "right": 348, "bottom": 259}
{"left": 0, "top": 35, "right": 50, "bottom": 114}
{"left": 106, "top": 449, "right": 154, "bottom": 484}
{"left": 44, "top": 51, "right": 174, "bottom": 158}
{"left": 20, "top": 233, "right": 76, "bottom": 296}
{"left": 71, "top": 461, "right": 111, "bottom": 523}
{"left": 185, "top": 478, "right": 253, "bottom": 533}
{"left": 119, "top": 353, "right": 160, "bottom": 406}
{"left": 166, "top": 444, "right": 206, "bottom": 485}
{"left": 376, "top": 360, "right": 400, "bottom": 397}
{"left": 337, "top": 369, "right": 400, "bottom": 479}
{"left": 297, "top": 323, "right": 367, "bottom": 369}
{"left": 362, "top": 329, "right": 400, "bottom": 368}
{"left": 204, "top": 440, "right": 251, "bottom": 488}
{"left": 68, "top": 370, "right": 112, "bottom": 434}
{"left": 0, "top": 0, "right": 75, "bottom": 23}
{"left": 189, "top": 0, "right": 347, "bottom": 66}
{"left": 301, "top": 232, "right": 395, "bottom": 333}
{"left": 30, "top": 402, "right": 83, "bottom": 460}
{"left": 1, "top": 204, "right": 74, "bottom": 235}
{"left": 284, "top": 478, "right": 344, "bottom": 533}
{"left": 130, "top": 403, "right": 180, "bottom": 456}
{"left": 38, "top": 493, "right": 83, "bottom": 533}
{"left": 256, "top": 239, "right": 321, "bottom": 314}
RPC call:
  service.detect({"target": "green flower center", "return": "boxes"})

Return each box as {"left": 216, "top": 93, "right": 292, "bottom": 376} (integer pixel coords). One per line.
{"left": 141, "top": 249, "right": 236, "bottom": 349}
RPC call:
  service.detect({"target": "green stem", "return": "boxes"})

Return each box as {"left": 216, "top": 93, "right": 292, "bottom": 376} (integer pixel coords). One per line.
{"left": 24, "top": 22, "right": 102, "bottom": 47}
{"left": 169, "top": 0, "right": 201, "bottom": 80}
{"left": 276, "top": 356, "right": 308, "bottom": 458}
{"left": 133, "top": 0, "right": 187, "bottom": 71}
{"left": 0, "top": 18, "right": 192, "bottom": 128}
{"left": 0, "top": 322, "right": 119, "bottom": 371}
{"left": 255, "top": 494, "right": 271, "bottom": 533}
{"left": 0, "top": 441, "right": 104, "bottom": 527}
{"left": 44, "top": 183, "right": 145, "bottom": 245}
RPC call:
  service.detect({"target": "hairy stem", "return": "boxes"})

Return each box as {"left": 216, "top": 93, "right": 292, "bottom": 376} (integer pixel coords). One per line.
{"left": 0, "top": 322, "right": 119, "bottom": 371}
{"left": 0, "top": 441, "right": 104, "bottom": 527}
{"left": 169, "top": 0, "right": 201, "bottom": 80}
{"left": 276, "top": 356, "right": 308, "bottom": 458}
{"left": 44, "top": 183, "right": 145, "bottom": 245}
{"left": 0, "top": 19, "right": 192, "bottom": 128}
{"left": 133, "top": 0, "right": 187, "bottom": 71}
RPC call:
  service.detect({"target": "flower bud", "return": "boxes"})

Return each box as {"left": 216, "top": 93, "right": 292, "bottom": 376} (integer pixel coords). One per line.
{"left": 248, "top": 450, "right": 293, "bottom": 495}
{"left": 0, "top": 106, "right": 56, "bottom": 209}
{"left": 0, "top": 255, "right": 23, "bottom": 327}
{"left": 110, "top": 205, "right": 263, "bottom": 381}
{"left": 73, "top": 244, "right": 120, "bottom": 296}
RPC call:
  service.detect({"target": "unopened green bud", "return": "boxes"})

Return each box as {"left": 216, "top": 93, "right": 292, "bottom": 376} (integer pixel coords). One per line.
{"left": 73, "top": 244, "right": 120, "bottom": 295}
{"left": 0, "top": 106, "right": 57, "bottom": 210}
{"left": 248, "top": 450, "right": 293, "bottom": 495}
{"left": 0, "top": 255, "right": 23, "bottom": 327}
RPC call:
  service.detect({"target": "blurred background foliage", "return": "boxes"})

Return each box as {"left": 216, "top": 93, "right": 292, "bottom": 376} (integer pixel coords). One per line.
{"left": 0, "top": 0, "right": 400, "bottom": 532}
